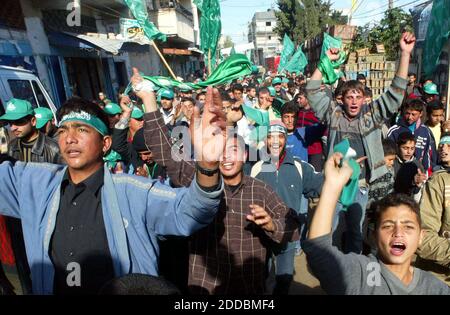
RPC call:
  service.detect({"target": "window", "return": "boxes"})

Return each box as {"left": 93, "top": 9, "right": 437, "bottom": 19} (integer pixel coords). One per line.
{"left": 8, "top": 80, "right": 37, "bottom": 108}
{"left": 32, "top": 81, "right": 50, "bottom": 109}
{"left": 266, "top": 21, "right": 271, "bottom": 26}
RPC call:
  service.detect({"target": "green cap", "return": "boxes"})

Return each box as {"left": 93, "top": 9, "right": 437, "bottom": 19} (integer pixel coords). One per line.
{"left": 272, "top": 77, "right": 282, "bottom": 85}
{"left": 160, "top": 89, "right": 175, "bottom": 99}
{"left": 282, "top": 78, "right": 289, "bottom": 83}
{"left": 131, "top": 106, "right": 144, "bottom": 119}
{"left": 267, "top": 86, "right": 276, "bottom": 97}
{"left": 104, "top": 103, "right": 122, "bottom": 115}
{"left": 0, "top": 98, "right": 34, "bottom": 121}
{"left": 34, "top": 107, "right": 54, "bottom": 129}
{"left": 423, "top": 82, "right": 439, "bottom": 95}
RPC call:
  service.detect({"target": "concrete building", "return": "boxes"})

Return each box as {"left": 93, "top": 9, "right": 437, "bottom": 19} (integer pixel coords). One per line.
{"left": 247, "top": 9, "right": 282, "bottom": 66}
{"left": 0, "top": 0, "right": 202, "bottom": 107}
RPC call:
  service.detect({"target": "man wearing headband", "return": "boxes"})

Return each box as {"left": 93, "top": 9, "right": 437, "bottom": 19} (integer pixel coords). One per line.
{"left": 0, "top": 96, "right": 226, "bottom": 294}
{"left": 250, "top": 120, "right": 323, "bottom": 294}
{"left": 416, "top": 133, "right": 450, "bottom": 286}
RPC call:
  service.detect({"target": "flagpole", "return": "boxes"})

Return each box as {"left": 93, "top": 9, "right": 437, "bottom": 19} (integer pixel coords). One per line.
{"left": 150, "top": 40, "right": 177, "bottom": 80}
{"left": 208, "top": 49, "right": 212, "bottom": 76}
{"left": 447, "top": 60, "right": 450, "bottom": 119}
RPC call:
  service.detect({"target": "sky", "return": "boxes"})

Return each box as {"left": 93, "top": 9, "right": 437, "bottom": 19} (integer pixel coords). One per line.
{"left": 220, "top": 0, "right": 422, "bottom": 45}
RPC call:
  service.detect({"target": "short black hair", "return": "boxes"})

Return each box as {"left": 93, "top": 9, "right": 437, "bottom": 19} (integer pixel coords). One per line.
{"left": 426, "top": 100, "right": 445, "bottom": 115}
{"left": 258, "top": 87, "right": 270, "bottom": 95}
{"left": 357, "top": 73, "right": 366, "bottom": 81}
{"left": 195, "top": 92, "right": 205, "bottom": 100}
{"left": 99, "top": 274, "right": 181, "bottom": 295}
{"left": 373, "top": 194, "right": 421, "bottom": 229}
{"left": 57, "top": 97, "right": 111, "bottom": 135}
{"left": 397, "top": 131, "right": 416, "bottom": 146}
{"left": 232, "top": 84, "right": 244, "bottom": 93}
{"left": 408, "top": 72, "right": 416, "bottom": 77}
{"left": 281, "top": 101, "right": 299, "bottom": 117}
{"left": 403, "top": 99, "right": 425, "bottom": 113}
{"left": 222, "top": 94, "right": 235, "bottom": 104}
{"left": 181, "top": 97, "right": 195, "bottom": 105}
{"left": 382, "top": 138, "right": 397, "bottom": 156}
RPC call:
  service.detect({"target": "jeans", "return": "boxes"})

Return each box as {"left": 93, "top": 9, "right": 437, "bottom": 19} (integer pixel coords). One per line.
{"left": 271, "top": 196, "right": 309, "bottom": 295}
{"left": 332, "top": 187, "right": 368, "bottom": 254}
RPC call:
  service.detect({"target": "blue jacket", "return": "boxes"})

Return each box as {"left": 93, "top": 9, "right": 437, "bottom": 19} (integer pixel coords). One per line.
{"left": 387, "top": 118, "right": 437, "bottom": 173}
{"left": 0, "top": 162, "right": 223, "bottom": 294}
{"left": 286, "top": 128, "right": 308, "bottom": 162}
{"left": 250, "top": 152, "right": 323, "bottom": 214}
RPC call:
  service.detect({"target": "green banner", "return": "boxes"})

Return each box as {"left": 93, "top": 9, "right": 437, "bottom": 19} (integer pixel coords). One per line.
{"left": 125, "top": 54, "right": 256, "bottom": 95}
{"left": 194, "top": 0, "right": 222, "bottom": 70}
{"left": 284, "top": 44, "right": 308, "bottom": 74}
{"left": 123, "top": 0, "right": 166, "bottom": 42}
{"left": 423, "top": 0, "right": 450, "bottom": 76}
{"left": 277, "top": 34, "right": 295, "bottom": 73}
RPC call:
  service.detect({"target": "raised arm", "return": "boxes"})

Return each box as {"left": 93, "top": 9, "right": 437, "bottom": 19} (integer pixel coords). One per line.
{"left": 305, "top": 48, "right": 340, "bottom": 122}
{"left": 371, "top": 32, "right": 415, "bottom": 123}
{"left": 131, "top": 67, "right": 196, "bottom": 187}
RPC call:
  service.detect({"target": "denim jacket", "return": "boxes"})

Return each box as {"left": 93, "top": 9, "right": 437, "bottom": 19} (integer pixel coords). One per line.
{"left": 0, "top": 161, "right": 223, "bottom": 294}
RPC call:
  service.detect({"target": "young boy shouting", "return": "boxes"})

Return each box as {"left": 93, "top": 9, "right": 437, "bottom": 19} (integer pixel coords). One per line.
{"left": 303, "top": 153, "right": 450, "bottom": 295}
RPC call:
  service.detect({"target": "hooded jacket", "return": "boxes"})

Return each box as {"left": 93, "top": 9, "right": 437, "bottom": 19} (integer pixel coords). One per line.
{"left": 387, "top": 117, "right": 436, "bottom": 175}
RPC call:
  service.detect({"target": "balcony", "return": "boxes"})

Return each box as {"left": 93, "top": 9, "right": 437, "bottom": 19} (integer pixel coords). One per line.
{"left": 150, "top": 1, "right": 195, "bottom": 44}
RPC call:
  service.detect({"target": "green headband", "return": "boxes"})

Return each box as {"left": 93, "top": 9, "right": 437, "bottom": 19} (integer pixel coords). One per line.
{"left": 440, "top": 136, "right": 450, "bottom": 145}
{"left": 59, "top": 111, "right": 109, "bottom": 136}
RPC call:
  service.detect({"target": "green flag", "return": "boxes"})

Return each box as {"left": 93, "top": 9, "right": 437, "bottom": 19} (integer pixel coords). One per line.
{"left": 123, "top": 0, "right": 166, "bottom": 42}
{"left": 194, "top": 0, "right": 222, "bottom": 70}
{"left": 278, "top": 34, "right": 295, "bottom": 73}
{"left": 321, "top": 33, "right": 342, "bottom": 58}
{"left": 423, "top": 0, "right": 450, "bottom": 76}
{"left": 284, "top": 44, "right": 308, "bottom": 74}
{"left": 125, "top": 54, "right": 256, "bottom": 95}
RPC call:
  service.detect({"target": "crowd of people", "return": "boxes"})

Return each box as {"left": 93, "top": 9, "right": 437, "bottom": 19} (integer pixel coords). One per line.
{"left": 0, "top": 31, "right": 449, "bottom": 295}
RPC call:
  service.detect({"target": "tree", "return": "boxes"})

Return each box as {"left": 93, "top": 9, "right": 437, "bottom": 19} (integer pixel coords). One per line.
{"left": 274, "top": 0, "right": 347, "bottom": 44}
{"left": 222, "top": 35, "right": 234, "bottom": 48}
{"left": 349, "top": 8, "right": 412, "bottom": 60}
{"left": 376, "top": 8, "right": 413, "bottom": 60}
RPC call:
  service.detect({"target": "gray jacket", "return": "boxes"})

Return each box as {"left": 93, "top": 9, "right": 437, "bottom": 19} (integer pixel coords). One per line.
{"left": 306, "top": 76, "right": 407, "bottom": 183}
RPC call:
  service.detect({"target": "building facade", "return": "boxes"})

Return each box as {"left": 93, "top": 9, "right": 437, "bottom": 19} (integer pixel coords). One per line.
{"left": 247, "top": 9, "right": 282, "bottom": 66}
{"left": 0, "top": 0, "right": 203, "bottom": 107}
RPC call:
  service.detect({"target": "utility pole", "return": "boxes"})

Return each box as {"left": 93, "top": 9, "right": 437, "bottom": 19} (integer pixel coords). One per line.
{"left": 388, "top": 0, "right": 393, "bottom": 9}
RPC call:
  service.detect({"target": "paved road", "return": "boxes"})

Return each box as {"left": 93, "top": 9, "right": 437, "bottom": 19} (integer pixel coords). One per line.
{"left": 5, "top": 252, "right": 324, "bottom": 295}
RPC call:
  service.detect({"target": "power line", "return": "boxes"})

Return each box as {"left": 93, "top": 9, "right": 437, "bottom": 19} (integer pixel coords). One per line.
{"left": 352, "top": 0, "right": 425, "bottom": 20}
{"left": 352, "top": 0, "right": 404, "bottom": 17}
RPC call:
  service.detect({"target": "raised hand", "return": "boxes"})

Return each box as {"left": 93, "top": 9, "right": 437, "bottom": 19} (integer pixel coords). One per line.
{"left": 399, "top": 32, "right": 416, "bottom": 55}
{"left": 326, "top": 48, "right": 341, "bottom": 62}
{"left": 190, "top": 86, "right": 227, "bottom": 169}
{"left": 119, "top": 95, "right": 133, "bottom": 117}
{"left": 246, "top": 204, "right": 275, "bottom": 233}
{"left": 414, "top": 168, "right": 427, "bottom": 187}
{"left": 131, "top": 67, "right": 154, "bottom": 101}
{"left": 324, "top": 153, "right": 354, "bottom": 188}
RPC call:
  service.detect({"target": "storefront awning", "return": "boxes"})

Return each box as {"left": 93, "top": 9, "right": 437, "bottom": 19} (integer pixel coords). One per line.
{"left": 48, "top": 32, "right": 151, "bottom": 55}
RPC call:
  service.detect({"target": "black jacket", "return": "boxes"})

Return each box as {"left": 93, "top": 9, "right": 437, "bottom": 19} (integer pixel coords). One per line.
{"left": 8, "top": 132, "right": 62, "bottom": 164}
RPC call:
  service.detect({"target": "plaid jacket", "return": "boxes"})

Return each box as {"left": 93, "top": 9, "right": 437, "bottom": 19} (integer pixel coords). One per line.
{"left": 143, "top": 111, "right": 298, "bottom": 294}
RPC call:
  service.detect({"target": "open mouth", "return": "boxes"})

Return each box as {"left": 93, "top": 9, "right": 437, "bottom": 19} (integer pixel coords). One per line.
{"left": 221, "top": 162, "right": 235, "bottom": 171}
{"left": 390, "top": 242, "right": 406, "bottom": 256}
{"left": 66, "top": 149, "right": 82, "bottom": 158}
